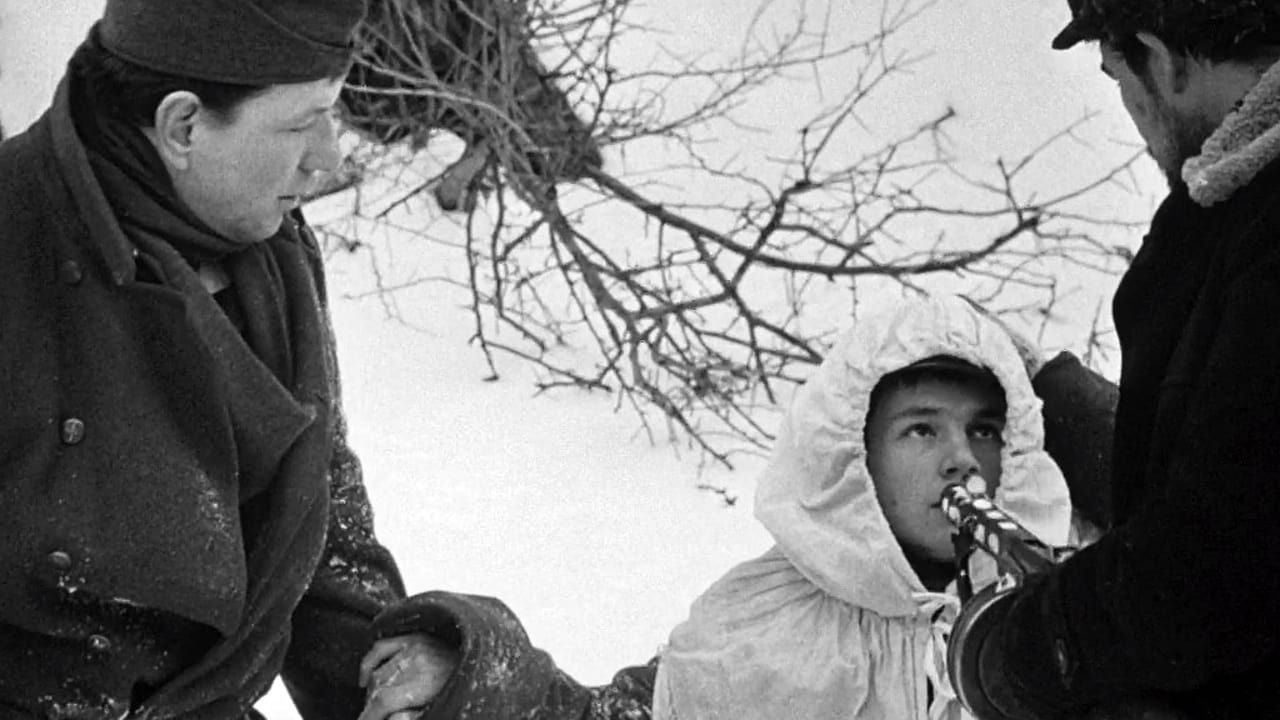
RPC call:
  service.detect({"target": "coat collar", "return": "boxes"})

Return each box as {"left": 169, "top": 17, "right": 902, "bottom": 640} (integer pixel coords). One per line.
{"left": 1183, "top": 57, "right": 1280, "bottom": 207}
{"left": 48, "top": 72, "right": 139, "bottom": 286}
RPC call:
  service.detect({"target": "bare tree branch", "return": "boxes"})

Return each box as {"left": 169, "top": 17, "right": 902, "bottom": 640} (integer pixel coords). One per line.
{"left": 319, "top": 0, "right": 1144, "bottom": 466}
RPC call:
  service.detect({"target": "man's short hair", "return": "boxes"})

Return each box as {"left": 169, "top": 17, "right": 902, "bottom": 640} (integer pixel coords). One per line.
{"left": 1052, "top": 0, "right": 1280, "bottom": 63}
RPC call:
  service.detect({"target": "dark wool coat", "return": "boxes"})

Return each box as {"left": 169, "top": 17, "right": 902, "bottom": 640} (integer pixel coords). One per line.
{"left": 995, "top": 160, "right": 1280, "bottom": 719}
{"left": 366, "top": 350, "right": 1117, "bottom": 720}
{"left": 0, "top": 78, "right": 404, "bottom": 720}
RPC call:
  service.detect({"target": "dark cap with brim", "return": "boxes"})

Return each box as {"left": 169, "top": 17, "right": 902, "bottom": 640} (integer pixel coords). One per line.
{"left": 99, "top": 0, "right": 366, "bottom": 85}
{"left": 1051, "top": 0, "right": 1104, "bottom": 50}
{"left": 1052, "top": 20, "right": 1091, "bottom": 49}
{"left": 902, "top": 355, "right": 998, "bottom": 382}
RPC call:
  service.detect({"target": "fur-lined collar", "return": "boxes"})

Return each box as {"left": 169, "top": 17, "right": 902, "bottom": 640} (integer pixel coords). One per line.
{"left": 1183, "top": 58, "right": 1280, "bottom": 207}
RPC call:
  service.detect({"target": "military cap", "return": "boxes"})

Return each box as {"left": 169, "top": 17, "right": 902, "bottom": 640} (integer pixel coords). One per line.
{"left": 100, "top": 0, "right": 367, "bottom": 85}
{"left": 1053, "top": 0, "right": 1280, "bottom": 54}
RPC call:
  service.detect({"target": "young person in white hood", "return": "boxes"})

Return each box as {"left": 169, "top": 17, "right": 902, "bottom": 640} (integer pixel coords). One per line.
{"left": 653, "top": 293, "right": 1097, "bottom": 720}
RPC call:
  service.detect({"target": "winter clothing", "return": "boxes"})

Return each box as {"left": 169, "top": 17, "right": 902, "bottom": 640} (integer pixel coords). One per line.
{"left": 372, "top": 592, "right": 657, "bottom": 720}
{"left": 371, "top": 301, "right": 1116, "bottom": 720}
{"left": 652, "top": 294, "right": 1075, "bottom": 720}
{"left": 1182, "top": 58, "right": 1280, "bottom": 207}
{"left": 100, "top": 0, "right": 364, "bottom": 85}
{"left": 0, "top": 66, "right": 403, "bottom": 720}
{"left": 974, "top": 56, "right": 1280, "bottom": 720}
{"left": 1032, "top": 352, "right": 1117, "bottom": 530}
{"left": 1051, "top": 0, "right": 1280, "bottom": 52}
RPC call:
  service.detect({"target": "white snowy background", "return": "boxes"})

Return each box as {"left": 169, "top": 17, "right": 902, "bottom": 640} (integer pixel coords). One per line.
{"left": 0, "top": 1, "right": 1160, "bottom": 717}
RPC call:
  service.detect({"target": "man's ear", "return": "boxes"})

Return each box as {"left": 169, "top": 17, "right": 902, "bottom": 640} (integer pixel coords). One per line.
{"left": 1134, "top": 31, "right": 1190, "bottom": 94}
{"left": 148, "top": 91, "right": 203, "bottom": 172}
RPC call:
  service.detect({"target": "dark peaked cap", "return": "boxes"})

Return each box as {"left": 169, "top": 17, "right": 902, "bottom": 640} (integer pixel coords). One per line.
{"left": 100, "top": 0, "right": 367, "bottom": 85}
{"left": 1051, "top": 0, "right": 1280, "bottom": 50}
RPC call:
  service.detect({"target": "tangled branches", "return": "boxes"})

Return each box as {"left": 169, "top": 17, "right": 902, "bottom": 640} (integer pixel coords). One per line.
{"left": 324, "top": 0, "right": 1143, "bottom": 466}
{"left": 343, "top": 0, "right": 608, "bottom": 209}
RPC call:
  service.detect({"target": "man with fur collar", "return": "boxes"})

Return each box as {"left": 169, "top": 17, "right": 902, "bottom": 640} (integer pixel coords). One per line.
{"left": 947, "top": 2, "right": 1280, "bottom": 718}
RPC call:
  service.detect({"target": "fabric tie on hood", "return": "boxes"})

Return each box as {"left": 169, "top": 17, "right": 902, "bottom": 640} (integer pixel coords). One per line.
{"left": 914, "top": 591, "right": 961, "bottom": 720}
{"left": 654, "top": 294, "right": 1074, "bottom": 720}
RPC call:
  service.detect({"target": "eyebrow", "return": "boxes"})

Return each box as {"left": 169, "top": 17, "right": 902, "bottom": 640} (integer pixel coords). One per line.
{"left": 887, "top": 405, "right": 1006, "bottom": 423}
{"left": 285, "top": 105, "right": 336, "bottom": 125}
{"left": 886, "top": 405, "right": 943, "bottom": 423}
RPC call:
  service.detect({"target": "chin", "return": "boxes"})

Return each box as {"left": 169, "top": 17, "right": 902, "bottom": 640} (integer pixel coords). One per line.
{"left": 1159, "top": 122, "right": 1215, "bottom": 189}
{"left": 238, "top": 216, "right": 287, "bottom": 244}
{"left": 918, "top": 539, "right": 956, "bottom": 563}
{"left": 928, "top": 549, "right": 956, "bottom": 563}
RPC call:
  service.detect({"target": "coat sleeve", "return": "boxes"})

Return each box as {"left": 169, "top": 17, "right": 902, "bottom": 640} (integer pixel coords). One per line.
{"left": 1032, "top": 351, "right": 1117, "bottom": 531}
{"left": 373, "top": 591, "right": 657, "bottom": 720}
{"left": 991, "top": 242, "right": 1280, "bottom": 714}
{"left": 280, "top": 227, "right": 409, "bottom": 719}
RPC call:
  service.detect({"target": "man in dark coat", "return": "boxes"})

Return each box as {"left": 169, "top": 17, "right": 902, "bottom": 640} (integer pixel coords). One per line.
{"left": 942, "top": 2, "right": 1280, "bottom": 719}
{"left": 0, "top": 1, "right": 452, "bottom": 718}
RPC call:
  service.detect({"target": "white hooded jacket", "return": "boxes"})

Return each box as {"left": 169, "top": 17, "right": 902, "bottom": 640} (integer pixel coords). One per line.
{"left": 653, "top": 294, "right": 1075, "bottom": 720}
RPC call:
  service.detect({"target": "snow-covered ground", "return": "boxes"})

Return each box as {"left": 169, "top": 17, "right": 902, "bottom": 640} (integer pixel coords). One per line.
{"left": 254, "top": 242, "right": 774, "bottom": 718}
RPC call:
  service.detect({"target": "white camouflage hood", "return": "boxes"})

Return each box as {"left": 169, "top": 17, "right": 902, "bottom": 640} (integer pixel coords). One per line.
{"left": 654, "top": 294, "right": 1073, "bottom": 720}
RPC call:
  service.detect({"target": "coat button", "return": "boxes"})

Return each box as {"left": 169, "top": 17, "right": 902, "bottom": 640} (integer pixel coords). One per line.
{"left": 59, "top": 260, "right": 83, "bottom": 285}
{"left": 60, "top": 418, "right": 86, "bottom": 445}
{"left": 87, "top": 634, "right": 112, "bottom": 653}
{"left": 48, "top": 550, "right": 72, "bottom": 571}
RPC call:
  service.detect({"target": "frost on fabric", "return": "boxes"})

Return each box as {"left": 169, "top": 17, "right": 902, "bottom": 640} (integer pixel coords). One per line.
{"left": 311, "top": 407, "right": 401, "bottom": 605}
{"left": 581, "top": 658, "right": 659, "bottom": 720}
{"left": 35, "top": 696, "right": 130, "bottom": 720}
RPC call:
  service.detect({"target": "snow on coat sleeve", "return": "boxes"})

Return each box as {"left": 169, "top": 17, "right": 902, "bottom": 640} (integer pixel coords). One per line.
{"left": 281, "top": 230, "right": 409, "bottom": 720}
{"left": 373, "top": 591, "right": 657, "bottom": 720}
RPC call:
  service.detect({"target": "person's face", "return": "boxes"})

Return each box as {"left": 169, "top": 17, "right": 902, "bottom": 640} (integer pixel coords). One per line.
{"left": 1099, "top": 41, "right": 1214, "bottom": 186}
{"left": 864, "top": 377, "right": 1006, "bottom": 562}
{"left": 172, "top": 76, "right": 345, "bottom": 244}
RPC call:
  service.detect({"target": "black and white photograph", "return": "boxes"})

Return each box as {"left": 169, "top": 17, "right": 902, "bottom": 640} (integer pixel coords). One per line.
{"left": 1, "top": 0, "right": 1274, "bottom": 718}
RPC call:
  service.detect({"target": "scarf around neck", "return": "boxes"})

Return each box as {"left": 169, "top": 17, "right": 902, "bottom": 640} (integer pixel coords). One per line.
{"left": 71, "top": 70, "right": 322, "bottom": 501}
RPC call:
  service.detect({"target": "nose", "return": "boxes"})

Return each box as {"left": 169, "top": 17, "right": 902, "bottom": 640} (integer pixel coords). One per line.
{"left": 941, "top": 436, "right": 981, "bottom": 482}
{"left": 300, "top": 112, "right": 342, "bottom": 176}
